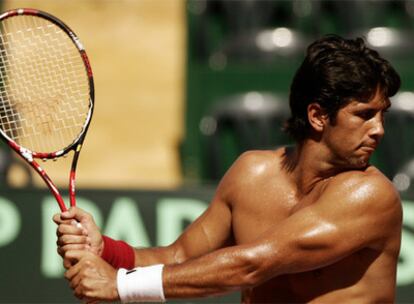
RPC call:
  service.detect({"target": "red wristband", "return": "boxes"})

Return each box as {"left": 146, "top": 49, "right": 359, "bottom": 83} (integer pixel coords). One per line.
{"left": 101, "top": 235, "right": 135, "bottom": 270}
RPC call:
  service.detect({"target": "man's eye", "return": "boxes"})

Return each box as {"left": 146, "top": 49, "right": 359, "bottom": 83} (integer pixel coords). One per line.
{"left": 357, "top": 110, "right": 374, "bottom": 119}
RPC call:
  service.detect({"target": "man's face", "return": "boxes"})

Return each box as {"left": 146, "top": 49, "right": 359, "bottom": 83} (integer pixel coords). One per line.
{"left": 322, "top": 90, "right": 390, "bottom": 169}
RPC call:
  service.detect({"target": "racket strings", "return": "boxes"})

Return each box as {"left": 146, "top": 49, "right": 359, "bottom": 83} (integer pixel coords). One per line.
{"left": 0, "top": 15, "right": 90, "bottom": 154}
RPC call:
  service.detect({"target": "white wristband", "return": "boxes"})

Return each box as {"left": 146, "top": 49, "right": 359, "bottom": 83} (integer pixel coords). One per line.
{"left": 117, "top": 264, "right": 165, "bottom": 303}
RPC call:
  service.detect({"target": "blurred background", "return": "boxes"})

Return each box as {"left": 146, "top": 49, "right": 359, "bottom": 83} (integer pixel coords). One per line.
{"left": 0, "top": 0, "right": 186, "bottom": 189}
{"left": 1, "top": 0, "right": 414, "bottom": 303}
{"left": 2, "top": 0, "right": 414, "bottom": 189}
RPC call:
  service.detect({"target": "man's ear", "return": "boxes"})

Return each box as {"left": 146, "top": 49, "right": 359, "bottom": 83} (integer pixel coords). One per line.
{"left": 307, "top": 103, "right": 328, "bottom": 132}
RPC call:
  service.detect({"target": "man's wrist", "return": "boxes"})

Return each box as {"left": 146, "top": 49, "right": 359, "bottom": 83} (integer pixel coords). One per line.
{"left": 101, "top": 235, "right": 135, "bottom": 269}
{"left": 117, "top": 264, "right": 165, "bottom": 303}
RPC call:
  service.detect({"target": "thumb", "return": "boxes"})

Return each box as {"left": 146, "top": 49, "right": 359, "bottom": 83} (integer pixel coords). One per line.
{"left": 61, "top": 206, "right": 91, "bottom": 223}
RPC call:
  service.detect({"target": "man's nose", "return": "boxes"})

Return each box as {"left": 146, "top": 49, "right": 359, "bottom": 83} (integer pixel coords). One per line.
{"left": 369, "top": 114, "right": 385, "bottom": 139}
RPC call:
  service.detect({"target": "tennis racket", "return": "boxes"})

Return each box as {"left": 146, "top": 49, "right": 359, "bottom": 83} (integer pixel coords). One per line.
{"left": 0, "top": 8, "right": 94, "bottom": 212}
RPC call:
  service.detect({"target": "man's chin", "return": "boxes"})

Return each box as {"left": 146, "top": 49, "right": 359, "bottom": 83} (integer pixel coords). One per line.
{"left": 333, "top": 153, "right": 371, "bottom": 171}
{"left": 347, "top": 156, "right": 370, "bottom": 170}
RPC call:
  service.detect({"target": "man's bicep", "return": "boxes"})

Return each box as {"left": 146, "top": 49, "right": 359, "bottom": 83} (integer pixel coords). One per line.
{"left": 254, "top": 178, "right": 401, "bottom": 275}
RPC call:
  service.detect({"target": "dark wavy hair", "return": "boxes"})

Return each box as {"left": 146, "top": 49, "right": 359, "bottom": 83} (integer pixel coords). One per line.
{"left": 284, "top": 34, "right": 401, "bottom": 142}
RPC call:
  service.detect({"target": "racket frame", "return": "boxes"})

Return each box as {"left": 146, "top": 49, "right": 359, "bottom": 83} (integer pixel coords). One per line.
{"left": 0, "top": 8, "right": 95, "bottom": 212}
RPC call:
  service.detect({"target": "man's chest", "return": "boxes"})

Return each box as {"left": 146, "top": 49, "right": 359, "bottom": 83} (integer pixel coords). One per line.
{"left": 230, "top": 182, "right": 322, "bottom": 244}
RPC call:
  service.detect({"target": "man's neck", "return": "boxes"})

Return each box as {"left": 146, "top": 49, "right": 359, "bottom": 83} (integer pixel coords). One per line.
{"left": 284, "top": 139, "right": 345, "bottom": 196}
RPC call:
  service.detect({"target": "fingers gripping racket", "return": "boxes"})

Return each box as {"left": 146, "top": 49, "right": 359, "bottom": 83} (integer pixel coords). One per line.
{"left": 0, "top": 8, "right": 94, "bottom": 212}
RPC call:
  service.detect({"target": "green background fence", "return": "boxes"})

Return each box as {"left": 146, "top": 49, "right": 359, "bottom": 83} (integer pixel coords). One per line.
{"left": 0, "top": 188, "right": 414, "bottom": 303}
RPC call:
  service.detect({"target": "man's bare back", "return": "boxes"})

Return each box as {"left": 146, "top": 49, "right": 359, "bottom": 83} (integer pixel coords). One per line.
{"left": 227, "top": 148, "right": 401, "bottom": 302}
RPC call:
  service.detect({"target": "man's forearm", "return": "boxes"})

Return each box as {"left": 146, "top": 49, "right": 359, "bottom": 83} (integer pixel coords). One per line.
{"left": 133, "top": 244, "right": 185, "bottom": 267}
{"left": 161, "top": 245, "right": 263, "bottom": 299}
{"left": 117, "top": 245, "right": 255, "bottom": 302}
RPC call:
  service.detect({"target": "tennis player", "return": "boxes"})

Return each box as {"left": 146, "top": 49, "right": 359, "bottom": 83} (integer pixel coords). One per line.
{"left": 54, "top": 35, "right": 403, "bottom": 303}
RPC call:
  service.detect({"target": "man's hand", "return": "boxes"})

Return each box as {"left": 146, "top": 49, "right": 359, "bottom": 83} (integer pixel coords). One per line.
{"left": 65, "top": 250, "right": 119, "bottom": 302}
{"left": 53, "top": 207, "right": 103, "bottom": 268}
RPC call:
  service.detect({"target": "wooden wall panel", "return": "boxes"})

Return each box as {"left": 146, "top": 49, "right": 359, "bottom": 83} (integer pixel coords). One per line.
{"left": 3, "top": 0, "right": 186, "bottom": 189}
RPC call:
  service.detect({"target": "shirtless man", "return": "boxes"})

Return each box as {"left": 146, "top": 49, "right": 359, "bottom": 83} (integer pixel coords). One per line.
{"left": 54, "top": 35, "right": 403, "bottom": 303}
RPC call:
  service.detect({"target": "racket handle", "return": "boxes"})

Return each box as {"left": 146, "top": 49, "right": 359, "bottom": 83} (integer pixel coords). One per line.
{"left": 69, "top": 145, "right": 82, "bottom": 207}
{"left": 69, "top": 170, "right": 76, "bottom": 207}
{"left": 69, "top": 218, "right": 83, "bottom": 230}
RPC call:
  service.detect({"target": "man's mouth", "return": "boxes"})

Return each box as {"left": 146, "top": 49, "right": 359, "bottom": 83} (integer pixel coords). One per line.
{"left": 360, "top": 146, "right": 376, "bottom": 152}
{"left": 359, "top": 143, "right": 378, "bottom": 154}
{"left": 360, "top": 140, "right": 379, "bottom": 150}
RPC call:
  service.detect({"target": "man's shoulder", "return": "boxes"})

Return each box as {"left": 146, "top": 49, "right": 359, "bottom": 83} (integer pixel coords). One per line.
{"left": 216, "top": 148, "right": 286, "bottom": 195}
{"left": 229, "top": 148, "right": 285, "bottom": 177}
{"left": 324, "top": 167, "right": 402, "bottom": 250}
{"left": 329, "top": 166, "right": 395, "bottom": 192}
{"left": 324, "top": 166, "right": 401, "bottom": 212}
{"left": 236, "top": 148, "right": 282, "bottom": 162}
